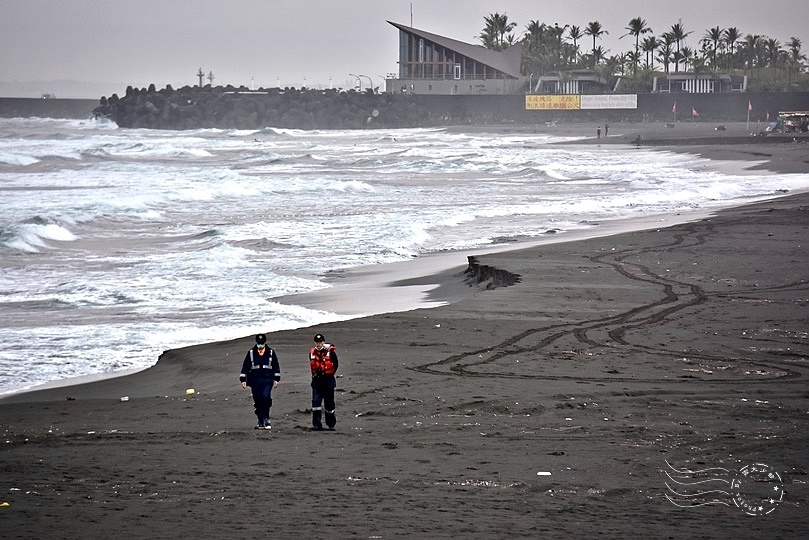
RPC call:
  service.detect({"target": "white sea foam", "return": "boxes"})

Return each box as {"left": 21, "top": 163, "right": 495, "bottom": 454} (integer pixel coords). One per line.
{"left": 3, "top": 222, "right": 77, "bottom": 252}
{"left": 0, "top": 152, "right": 40, "bottom": 166}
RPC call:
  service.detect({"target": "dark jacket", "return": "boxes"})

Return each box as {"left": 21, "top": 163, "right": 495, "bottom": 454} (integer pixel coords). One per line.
{"left": 240, "top": 345, "right": 281, "bottom": 386}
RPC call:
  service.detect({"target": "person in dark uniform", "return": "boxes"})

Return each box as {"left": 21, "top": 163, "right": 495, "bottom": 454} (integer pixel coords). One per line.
{"left": 239, "top": 333, "right": 281, "bottom": 430}
{"left": 309, "top": 333, "right": 339, "bottom": 430}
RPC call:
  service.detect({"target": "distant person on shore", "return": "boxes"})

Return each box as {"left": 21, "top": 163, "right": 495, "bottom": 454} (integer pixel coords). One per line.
{"left": 597, "top": 126, "right": 601, "bottom": 139}
{"left": 604, "top": 123, "right": 609, "bottom": 136}
{"left": 309, "top": 333, "right": 339, "bottom": 430}
{"left": 239, "top": 333, "right": 281, "bottom": 430}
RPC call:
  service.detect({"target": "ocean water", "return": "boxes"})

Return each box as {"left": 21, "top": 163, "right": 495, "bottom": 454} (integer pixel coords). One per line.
{"left": 2, "top": 116, "right": 808, "bottom": 396}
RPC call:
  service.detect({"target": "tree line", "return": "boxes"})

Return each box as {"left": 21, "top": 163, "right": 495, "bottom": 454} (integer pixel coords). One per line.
{"left": 479, "top": 12, "right": 808, "bottom": 91}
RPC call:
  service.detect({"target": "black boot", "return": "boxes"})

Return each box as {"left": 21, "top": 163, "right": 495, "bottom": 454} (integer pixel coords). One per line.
{"left": 312, "top": 410, "right": 322, "bottom": 430}
{"left": 325, "top": 411, "right": 336, "bottom": 430}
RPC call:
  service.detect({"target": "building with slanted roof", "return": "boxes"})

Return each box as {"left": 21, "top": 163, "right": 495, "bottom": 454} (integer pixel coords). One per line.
{"left": 385, "top": 21, "right": 524, "bottom": 95}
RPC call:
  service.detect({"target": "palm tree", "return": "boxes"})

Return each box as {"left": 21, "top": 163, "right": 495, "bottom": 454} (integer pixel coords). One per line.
{"left": 765, "top": 38, "right": 782, "bottom": 83}
{"left": 669, "top": 21, "right": 693, "bottom": 73}
{"left": 787, "top": 37, "right": 807, "bottom": 68}
{"left": 610, "top": 53, "right": 629, "bottom": 76}
{"left": 480, "top": 12, "right": 517, "bottom": 51}
{"left": 627, "top": 50, "right": 642, "bottom": 74}
{"left": 679, "top": 46, "right": 694, "bottom": 72}
{"left": 591, "top": 45, "right": 609, "bottom": 67}
{"left": 741, "top": 34, "right": 763, "bottom": 71}
{"left": 522, "top": 20, "right": 575, "bottom": 75}
{"left": 786, "top": 37, "right": 807, "bottom": 86}
{"left": 522, "top": 20, "right": 551, "bottom": 75}
{"left": 787, "top": 37, "right": 806, "bottom": 64}
{"left": 605, "top": 55, "right": 625, "bottom": 78}
{"left": 584, "top": 21, "right": 609, "bottom": 68}
{"left": 657, "top": 42, "right": 674, "bottom": 74}
{"left": 551, "top": 23, "right": 570, "bottom": 66}
{"left": 568, "top": 25, "right": 584, "bottom": 62}
{"left": 702, "top": 26, "right": 723, "bottom": 68}
{"left": 641, "top": 35, "right": 660, "bottom": 70}
{"left": 765, "top": 38, "right": 781, "bottom": 66}
{"left": 622, "top": 17, "right": 653, "bottom": 75}
{"left": 723, "top": 27, "right": 742, "bottom": 69}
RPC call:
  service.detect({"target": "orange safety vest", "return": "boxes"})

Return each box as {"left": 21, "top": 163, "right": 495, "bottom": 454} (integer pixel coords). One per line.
{"left": 310, "top": 345, "right": 336, "bottom": 376}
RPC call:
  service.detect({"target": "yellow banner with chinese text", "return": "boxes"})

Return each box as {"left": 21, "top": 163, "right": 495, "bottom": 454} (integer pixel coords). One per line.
{"left": 525, "top": 95, "right": 581, "bottom": 110}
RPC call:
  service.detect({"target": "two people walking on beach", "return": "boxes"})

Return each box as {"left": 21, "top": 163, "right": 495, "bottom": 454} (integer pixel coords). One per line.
{"left": 239, "top": 332, "right": 339, "bottom": 431}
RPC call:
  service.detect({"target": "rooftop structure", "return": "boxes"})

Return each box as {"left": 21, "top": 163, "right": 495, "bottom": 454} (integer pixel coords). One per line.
{"left": 385, "top": 21, "right": 524, "bottom": 95}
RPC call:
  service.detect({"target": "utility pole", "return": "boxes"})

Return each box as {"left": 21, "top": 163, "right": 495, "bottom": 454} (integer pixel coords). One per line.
{"left": 207, "top": 70, "right": 215, "bottom": 85}
{"left": 197, "top": 68, "right": 204, "bottom": 87}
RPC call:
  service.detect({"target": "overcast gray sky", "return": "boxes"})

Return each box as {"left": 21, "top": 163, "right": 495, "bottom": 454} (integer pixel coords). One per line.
{"left": 2, "top": 0, "right": 807, "bottom": 98}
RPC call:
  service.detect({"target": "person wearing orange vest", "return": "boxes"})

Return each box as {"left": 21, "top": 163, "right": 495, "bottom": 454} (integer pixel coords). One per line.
{"left": 309, "top": 333, "right": 339, "bottom": 430}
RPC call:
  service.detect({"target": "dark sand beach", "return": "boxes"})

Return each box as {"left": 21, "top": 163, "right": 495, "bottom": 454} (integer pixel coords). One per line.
{"left": 2, "top": 124, "right": 808, "bottom": 539}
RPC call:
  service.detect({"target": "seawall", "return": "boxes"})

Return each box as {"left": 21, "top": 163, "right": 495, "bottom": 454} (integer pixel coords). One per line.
{"left": 3, "top": 88, "right": 807, "bottom": 129}
{"left": 93, "top": 86, "right": 809, "bottom": 130}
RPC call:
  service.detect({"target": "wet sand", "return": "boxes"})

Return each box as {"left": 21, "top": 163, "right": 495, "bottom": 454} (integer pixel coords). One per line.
{"left": 1, "top": 125, "right": 808, "bottom": 538}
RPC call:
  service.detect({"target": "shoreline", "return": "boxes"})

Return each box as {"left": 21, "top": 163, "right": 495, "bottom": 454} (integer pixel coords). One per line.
{"left": 0, "top": 200, "right": 778, "bottom": 401}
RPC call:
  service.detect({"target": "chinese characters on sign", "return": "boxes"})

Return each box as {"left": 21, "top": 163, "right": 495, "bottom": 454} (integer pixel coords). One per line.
{"left": 525, "top": 95, "right": 581, "bottom": 110}
{"left": 525, "top": 94, "right": 639, "bottom": 111}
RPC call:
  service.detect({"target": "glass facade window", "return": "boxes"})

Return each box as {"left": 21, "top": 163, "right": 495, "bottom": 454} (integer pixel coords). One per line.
{"left": 397, "top": 29, "right": 512, "bottom": 81}
{"left": 399, "top": 32, "right": 410, "bottom": 78}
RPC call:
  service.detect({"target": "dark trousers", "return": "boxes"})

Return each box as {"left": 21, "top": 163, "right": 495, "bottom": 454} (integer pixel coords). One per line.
{"left": 311, "top": 376, "right": 336, "bottom": 428}
{"left": 250, "top": 381, "right": 274, "bottom": 422}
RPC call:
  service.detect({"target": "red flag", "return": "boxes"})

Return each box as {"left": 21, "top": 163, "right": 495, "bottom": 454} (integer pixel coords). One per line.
{"left": 672, "top": 101, "right": 677, "bottom": 114}
{"left": 692, "top": 106, "right": 699, "bottom": 117}
{"left": 748, "top": 101, "right": 753, "bottom": 112}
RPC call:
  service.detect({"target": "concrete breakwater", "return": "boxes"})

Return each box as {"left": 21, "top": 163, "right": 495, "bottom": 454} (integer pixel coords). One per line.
{"left": 6, "top": 85, "right": 807, "bottom": 130}
{"left": 91, "top": 86, "right": 809, "bottom": 130}
{"left": 91, "top": 85, "right": 445, "bottom": 130}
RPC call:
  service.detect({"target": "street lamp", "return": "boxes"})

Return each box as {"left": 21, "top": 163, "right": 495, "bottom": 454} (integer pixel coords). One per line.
{"left": 358, "top": 74, "right": 374, "bottom": 93}
{"left": 349, "top": 73, "right": 362, "bottom": 91}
